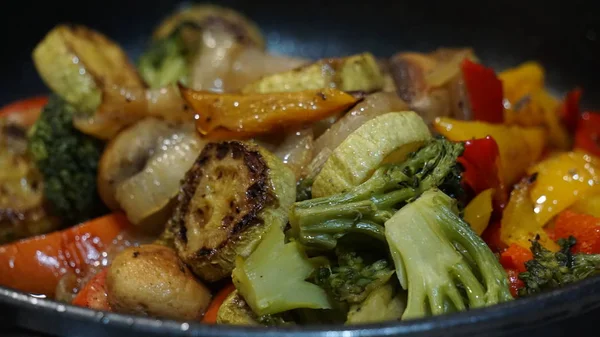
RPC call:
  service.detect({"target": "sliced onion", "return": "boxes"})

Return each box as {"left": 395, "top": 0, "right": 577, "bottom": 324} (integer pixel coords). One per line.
{"left": 98, "top": 118, "right": 206, "bottom": 227}
{"left": 189, "top": 27, "right": 307, "bottom": 92}
{"left": 272, "top": 128, "right": 314, "bottom": 180}
{"left": 74, "top": 85, "right": 190, "bottom": 140}
{"left": 312, "top": 92, "right": 409, "bottom": 168}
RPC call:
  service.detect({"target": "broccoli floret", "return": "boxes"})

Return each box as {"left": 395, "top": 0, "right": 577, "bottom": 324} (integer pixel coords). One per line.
{"left": 314, "top": 247, "right": 395, "bottom": 305}
{"left": 518, "top": 236, "right": 600, "bottom": 296}
{"left": 232, "top": 221, "right": 332, "bottom": 316}
{"left": 289, "top": 138, "right": 464, "bottom": 250}
{"left": 385, "top": 189, "right": 512, "bottom": 320}
{"left": 138, "top": 22, "right": 200, "bottom": 88}
{"left": 28, "top": 95, "right": 105, "bottom": 225}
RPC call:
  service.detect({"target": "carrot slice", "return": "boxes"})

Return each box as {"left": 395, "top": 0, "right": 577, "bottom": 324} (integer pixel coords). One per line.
{"left": 0, "top": 96, "right": 48, "bottom": 127}
{"left": 72, "top": 268, "right": 110, "bottom": 311}
{"left": 0, "top": 213, "right": 129, "bottom": 296}
{"left": 202, "top": 283, "right": 236, "bottom": 324}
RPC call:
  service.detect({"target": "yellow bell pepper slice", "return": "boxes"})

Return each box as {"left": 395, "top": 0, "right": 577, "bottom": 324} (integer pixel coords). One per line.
{"left": 499, "top": 62, "right": 570, "bottom": 150}
{"left": 464, "top": 188, "right": 494, "bottom": 235}
{"left": 501, "top": 178, "right": 559, "bottom": 251}
{"left": 434, "top": 117, "right": 547, "bottom": 186}
{"left": 570, "top": 190, "right": 600, "bottom": 217}
{"left": 527, "top": 151, "right": 600, "bottom": 226}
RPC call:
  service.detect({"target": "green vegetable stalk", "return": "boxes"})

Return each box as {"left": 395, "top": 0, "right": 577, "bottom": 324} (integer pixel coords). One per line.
{"left": 289, "top": 137, "right": 464, "bottom": 251}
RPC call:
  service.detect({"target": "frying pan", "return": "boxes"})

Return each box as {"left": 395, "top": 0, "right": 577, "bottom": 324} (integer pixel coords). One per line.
{"left": 0, "top": 0, "right": 599, "bottom": 336}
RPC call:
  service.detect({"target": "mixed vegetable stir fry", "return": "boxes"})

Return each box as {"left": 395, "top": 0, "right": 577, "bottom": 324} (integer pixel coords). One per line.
{"left": 0, "top": 4, "right": 599, "bottom": 326}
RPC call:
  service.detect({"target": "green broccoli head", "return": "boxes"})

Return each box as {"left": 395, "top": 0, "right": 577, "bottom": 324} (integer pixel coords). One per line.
{"left": 28, "top": 95, "right": 105, "bottom": 225}
{"left": 518, "top": 236, "right": 600, "bottom": 296}
{"left": 385, "top": 189, "right": 512, "bottom": 320}
{"left": 315, "top": 247, "right": 395, "bottom": 305}
{"left": 289, "top": 138, "right": 464, "bottom": 251}
{"left": 138, "top": 22, "right": 200, "bottom": 88}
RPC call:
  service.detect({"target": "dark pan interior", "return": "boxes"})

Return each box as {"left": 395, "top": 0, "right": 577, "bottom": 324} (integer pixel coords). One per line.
{"left": 1, "top": 0, "right": 600, "bottom": 336}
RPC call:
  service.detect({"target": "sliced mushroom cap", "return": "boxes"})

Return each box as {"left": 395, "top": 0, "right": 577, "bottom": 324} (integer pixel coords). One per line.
{"left": 389, "top": 48, "right": 476, "bottom": 124}
{"left": 98, "top": 118, "right": 205, "bottom": 227}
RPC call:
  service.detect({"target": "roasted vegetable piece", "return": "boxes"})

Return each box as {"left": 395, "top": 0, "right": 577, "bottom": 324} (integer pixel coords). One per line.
{"left": 291, "top": 137, "right": 464, "bottom": 251}
{"left": 28, "top": 96, "right": 105, "bottom": 224}
{"left": 574, "top": 112, "right": 600, "bottom": 157}
{"left": 180, "top": 87, "right": 359, "bottom": 139}
{"left": 310, "top": 92, "right": 409, "bottom": 176}
{"left": 554, "top": 211, "right": 600, "bottom": 254}
{"left": 499, "top": 244, "right": 533, "bottom": 273}
{"left": 311, "top": 111, "right": 431, "bottom": 198}
{"left": 345, "top": 283, "right": 405, "bottom": 324}
{"left": 72, "top": 269, "right": 111, "bottom": 311}
{"left": 570, "top": 191, "right": 600, "bottom": 217}
{"left": 98, "top": 118, "right": 205, "bottom": 226}
{"left": 385, "top": 189, "right": 513, "bottom": 320}
{"left": 138, "top": 25, "right": 191, "bottom": 88}
{"left": 139, "top": 4, "right": 267, "bottom": 88}
{"left": 0, "top": 118, "right": 58, "bottom": 244}
{"left": 314, "top": 248, "right": 394, "bottom": 305}
{"left": 32, "top": 24, "right": 143, "bottom": 114}
{"left": 106, "top": 244, "right": 211, "bottom": 320}
{"left": 152, "top": 4, "right": 265, "bottom": 47}
{"left": 203, "top": 283, "right": 236, "bottom": 324}
{"left": 518, "top": 236, "right": 600, "bottom": 296}
{"left": 460, "top": 59, "right": 504, "bottom": 123}
{"left": 0, "top": 96, "right": 48, "bottom": 127}
{"left": 463, "top": 188, "right": 494, "bottom": 235}
{"left": 458, "top": 136, "right": 505, "bottom": 203}
{"left": 232, "top": 224, "right": 331, "bottom": 316}
{"left": 527, "top": 151, "right": 600, "bottom": 226}
{"left": 498, "top": 61, "right": 571, "bottom": 149}
{"left": 166, "top": 141, "right": 295, "bottom": 282}
{"left": 389, "top": 48, "right": 476, "bottom": 124}
{"left": 434, "top": 117, "right": 546, "bottom": 186}
{"left": 559, "top": 88, "right": 582, "bottom": 133}
{"left": 241, "top": 53, "right": 383, "bottom": 94}
{"left": 0, "top": 213, "right": 128, "bottom": 296}
{"left": 501, "top": 176, "right": 559, "bottom": 251}
{"left": 216, "top": 290, "right": 260, "bottom": 325}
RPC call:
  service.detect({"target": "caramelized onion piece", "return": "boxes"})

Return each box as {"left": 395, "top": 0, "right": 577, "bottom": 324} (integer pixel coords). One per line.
{"left": 309, "top": 92, "right": 409, "bottom": 178}
{"left": 189, "top": 27, "right": 307, "bottom": 92}
{"left": 98, "top": 118, "right": 205, "bottom": 227}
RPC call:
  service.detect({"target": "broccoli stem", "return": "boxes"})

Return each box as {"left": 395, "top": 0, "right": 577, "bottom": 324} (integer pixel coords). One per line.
{"left": 299, "top": 219, "right": 386, "bottom": 250}
{"left": 290, "top": 138, "right": 464, "bottom": 251}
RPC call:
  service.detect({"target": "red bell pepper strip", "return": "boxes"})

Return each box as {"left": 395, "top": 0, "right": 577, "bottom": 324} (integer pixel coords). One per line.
{"left": 458, "top": 136, "right": 507, "bottom": 208}
{"left": 505, "top": 268, "right": 525, "bottom": 298}
{"left": 201, "top": 283, "right": 236, "bottom": 324}
{"left": 72, "top": 269, "right": 111, "bottom": 311}
{"left": 461, "top": 59, "right": 504, "bottom": 123}
{"left": 559, "top": 88, "right": 582, "bottom": 133}
{"left": 574, "top": 112, "right": 600, "bottom": 158}
{"left": 500, "top": 244, "right": 533, "bottom": 273}
{"left": 0, "top": 95, "right": 48, "bottom": 127}
{"left": 554, "top": 210, "right": 600, "bottom": 254}
{"left": 481, "top": 221, "right": 507, "bottom": 253}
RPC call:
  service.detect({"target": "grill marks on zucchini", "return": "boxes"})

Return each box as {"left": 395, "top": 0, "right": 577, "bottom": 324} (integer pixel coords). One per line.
{"left": 169, "top": 141, "right": 295, "bottom": 282}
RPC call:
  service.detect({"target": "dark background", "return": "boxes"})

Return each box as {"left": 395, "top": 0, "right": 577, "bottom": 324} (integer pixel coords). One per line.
{"left": 0, "top": 0, "right": 599, "bottom": 107}
{"left": 0, "top": 0, "right": 600, "bottom": 336}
